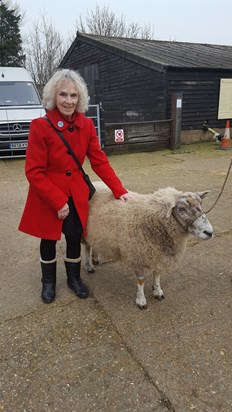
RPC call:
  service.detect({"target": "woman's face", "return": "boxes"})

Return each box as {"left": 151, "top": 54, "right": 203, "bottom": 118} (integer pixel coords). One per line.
{"left": 55, "top": 80, "right": 79, "bottom": 120}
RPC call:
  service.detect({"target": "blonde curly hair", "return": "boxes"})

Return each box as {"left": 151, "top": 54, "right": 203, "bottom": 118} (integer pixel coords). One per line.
{"left": 42, "top": 69, "right": 89, "bottom": 113}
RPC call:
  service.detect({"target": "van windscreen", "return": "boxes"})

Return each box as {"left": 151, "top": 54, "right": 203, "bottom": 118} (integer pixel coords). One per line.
{"left": 0, "top": 81, "right": 41, "bottom": 106}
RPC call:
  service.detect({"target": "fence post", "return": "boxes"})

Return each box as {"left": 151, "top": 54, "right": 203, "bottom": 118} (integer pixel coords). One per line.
{"left": 99, "top": 102, "right": 105, "bottom": 149}
{"left": 170, "top": 93, "right": 182, "bottom": 150}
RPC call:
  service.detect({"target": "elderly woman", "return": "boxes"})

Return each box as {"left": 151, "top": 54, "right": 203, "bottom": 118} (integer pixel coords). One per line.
{"left": 19, "top": 69, "right": 131, "bottom": 304}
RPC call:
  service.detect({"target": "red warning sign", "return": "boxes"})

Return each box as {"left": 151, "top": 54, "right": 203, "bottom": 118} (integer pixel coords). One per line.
{"left": 115, "top": 129, "right": 124, "bottom": 142}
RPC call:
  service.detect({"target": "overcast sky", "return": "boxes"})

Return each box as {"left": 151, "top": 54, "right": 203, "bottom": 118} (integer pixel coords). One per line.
{"left": 18, "top": 0, "right": 232, "bottom": 46}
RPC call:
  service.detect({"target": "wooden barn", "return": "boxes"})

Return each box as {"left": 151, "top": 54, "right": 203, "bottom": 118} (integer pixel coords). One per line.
{"left": 60, "top": 33, "right": 232, "bottom": 153}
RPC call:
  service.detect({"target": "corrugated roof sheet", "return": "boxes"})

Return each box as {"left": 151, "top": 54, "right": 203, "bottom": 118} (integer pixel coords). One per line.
{"left": 78, "top": 33, "right": 232, "bottom": 70}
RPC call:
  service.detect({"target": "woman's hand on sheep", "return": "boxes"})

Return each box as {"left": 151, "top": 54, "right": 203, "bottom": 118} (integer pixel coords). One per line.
{"left": 119, "top": 192, "right": 133, "bottom": 202}
{"left": 58, "top": 203, "right": 69, "bottom": 219}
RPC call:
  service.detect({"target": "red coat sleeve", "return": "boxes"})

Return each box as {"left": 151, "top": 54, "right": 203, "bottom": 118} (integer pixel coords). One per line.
{"left": 25, "top": 119, "right": 68, "bottom": 211}
{"left": 86, "top": 119, "right": 128, "bottom": 198}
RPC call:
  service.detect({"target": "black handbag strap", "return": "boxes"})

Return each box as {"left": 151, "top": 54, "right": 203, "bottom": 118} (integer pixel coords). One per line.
{"left": 44, "top": 116, "right": 87, "bottom": 178}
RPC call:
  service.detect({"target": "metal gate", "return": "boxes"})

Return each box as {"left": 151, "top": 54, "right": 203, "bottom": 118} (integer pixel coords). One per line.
{"left": 87, "top": 104, "right": 102, "bottom": 147}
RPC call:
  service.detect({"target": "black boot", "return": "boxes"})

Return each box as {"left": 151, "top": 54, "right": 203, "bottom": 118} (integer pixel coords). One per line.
{"left": 64, "top": 257, "right": 89, "bottom": 299}
{"left": 40, "top": 259, "right": 56, "bottom": 304}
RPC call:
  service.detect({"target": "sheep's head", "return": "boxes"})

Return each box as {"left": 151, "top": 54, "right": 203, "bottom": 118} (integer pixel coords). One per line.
{"left": 171, "top": 190, "right": 213, "bottom": 240}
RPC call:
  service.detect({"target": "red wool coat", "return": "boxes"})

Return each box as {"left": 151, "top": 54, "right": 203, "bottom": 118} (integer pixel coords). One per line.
{"left": 18, "top": 109, "right": 127, "bottom": 240}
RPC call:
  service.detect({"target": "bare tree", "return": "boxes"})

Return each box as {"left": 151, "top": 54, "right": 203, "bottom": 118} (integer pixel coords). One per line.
{"left": 23, "top": 14, "right": 66, "bottom": 95}
{"left": 76, "top": 4, "right": 154, "bottom": 40}
{"left": 139, "top": 23, "right": 154, "bottom": 41}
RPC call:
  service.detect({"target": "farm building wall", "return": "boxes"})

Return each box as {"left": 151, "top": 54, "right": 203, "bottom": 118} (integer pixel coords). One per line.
{"left": 61, "top": 39, "right": 232, "bottom": 147}
{"left": 167, "top": 68, "right": 232, "bottom": 141}
{"left": 61, "top": 41, "right": 168, "bottom": 124}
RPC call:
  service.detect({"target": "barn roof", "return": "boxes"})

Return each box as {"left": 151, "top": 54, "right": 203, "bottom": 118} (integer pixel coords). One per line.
{"left": 62, "top": 33, "right": 232, "bottom": 73}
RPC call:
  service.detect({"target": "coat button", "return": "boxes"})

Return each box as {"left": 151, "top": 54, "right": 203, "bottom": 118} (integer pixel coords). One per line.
{"left": 66, "top": 170, "right": 72, "bottom": 176}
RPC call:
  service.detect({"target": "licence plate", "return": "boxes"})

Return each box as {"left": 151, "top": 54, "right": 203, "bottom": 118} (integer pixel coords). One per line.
{"left": 10, "top": 142, "right": 28, "bottom": 149}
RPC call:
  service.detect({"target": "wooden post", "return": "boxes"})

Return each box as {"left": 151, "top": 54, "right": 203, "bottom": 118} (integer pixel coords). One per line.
{"left": 99, "top": 103, "right": 105, "bottom": 149}
{"left": 170, "top": 93, "right": 182, "bottom": 150}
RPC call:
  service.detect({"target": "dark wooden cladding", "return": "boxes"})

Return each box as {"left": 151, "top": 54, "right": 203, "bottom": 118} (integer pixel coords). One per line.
{"left": 104, "top": 120, "right": 172, "bottom": 154}
{"left": 61, "top": 41, "right": 167, "bottom": 125}
{"left": 167, "top": 69, "right": 232, "bottom": 130}
{"left": 60, "top": 33, "right": 232, "bottom": 151}
{"left": 104, "top": 140, "right": 169, "bottom": 154}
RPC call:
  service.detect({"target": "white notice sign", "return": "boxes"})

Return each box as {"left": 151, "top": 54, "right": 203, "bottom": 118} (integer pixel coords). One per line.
{"left": 218, "top": 79, "right": 232, "bottom": 119}
{"left": 176, "top": 99, "right": 182, "bottom": 108}
{"left": 115, "top": 129, "right": 124, "bottom": 142}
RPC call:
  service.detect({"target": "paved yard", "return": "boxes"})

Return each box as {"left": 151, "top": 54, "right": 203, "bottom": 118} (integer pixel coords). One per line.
{"left": 1, "top": 142, "right": 232, "bottom": 411}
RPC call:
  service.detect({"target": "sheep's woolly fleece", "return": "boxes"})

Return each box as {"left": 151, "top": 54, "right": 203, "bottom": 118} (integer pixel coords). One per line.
{"left": 85, "top": 182, "right": 200, "bottom": 275}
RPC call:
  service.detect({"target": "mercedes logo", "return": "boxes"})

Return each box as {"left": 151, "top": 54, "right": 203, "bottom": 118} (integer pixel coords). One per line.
{"left": 13, "top": 123, "right": 22, "bottom": 132}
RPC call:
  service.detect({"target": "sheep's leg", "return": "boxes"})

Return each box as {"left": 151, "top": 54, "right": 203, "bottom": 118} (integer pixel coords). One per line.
{"left": 83, "top": 242, "right": 95, "bottom": 273}
{"left": 152, "top": 274, "right": 164, "bottom": 300}
{"left": 136, "top": 276, "right": 147, "bottom": 309}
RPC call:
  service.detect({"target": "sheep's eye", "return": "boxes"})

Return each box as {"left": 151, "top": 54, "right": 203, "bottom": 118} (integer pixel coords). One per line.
{"left": 179, "top": 207, "right": 185, "bottom": 212}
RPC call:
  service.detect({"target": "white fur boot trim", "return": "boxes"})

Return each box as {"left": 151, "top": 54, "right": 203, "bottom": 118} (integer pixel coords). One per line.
{"left": 64, "top": 256, "right": 81, "bottom": 263}
{"left": 40, "top": 257, "right": 57, "bottom": 264}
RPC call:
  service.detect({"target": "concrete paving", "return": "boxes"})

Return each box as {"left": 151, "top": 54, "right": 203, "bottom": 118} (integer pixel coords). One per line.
{"left": 0, "top": 141, "right": 232, "bottom": 412}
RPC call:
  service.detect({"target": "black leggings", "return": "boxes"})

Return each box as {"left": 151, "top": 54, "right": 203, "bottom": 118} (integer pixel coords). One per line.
{"left": 40, "top": 234, "right": 82, "bottom": 261}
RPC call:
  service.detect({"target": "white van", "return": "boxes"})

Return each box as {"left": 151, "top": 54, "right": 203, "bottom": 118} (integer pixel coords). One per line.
{"left": 0, "top": 67, "right": 45, "bottom": 158}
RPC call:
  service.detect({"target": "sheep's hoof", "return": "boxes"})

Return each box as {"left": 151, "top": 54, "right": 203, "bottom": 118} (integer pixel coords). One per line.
{"left": 136, "top": 297, "right": 147, "bottom": 309}
{"left": 85, "top": 264, "right": 95, "bottom": 273}
{"left": 137, "top": 303, "right": 148, "bottom": 310}
{"left": 152, "top": 287, "right": 165, "bottom": 301}
{"left": 155, "top": 295, "right": 165, "bottom": 301}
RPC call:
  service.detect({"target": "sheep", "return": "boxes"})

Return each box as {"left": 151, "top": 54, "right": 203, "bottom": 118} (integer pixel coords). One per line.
{"left": 83, "top": 182, "right": 213, "bottom": 309}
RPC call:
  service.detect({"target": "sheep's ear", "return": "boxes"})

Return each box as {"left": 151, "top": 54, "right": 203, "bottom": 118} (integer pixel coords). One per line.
{"left": 197, "top": 190, "right": 210, "bottom": 199}
{"left": 165, "top": 198, "right": 177, "bottom": 217}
